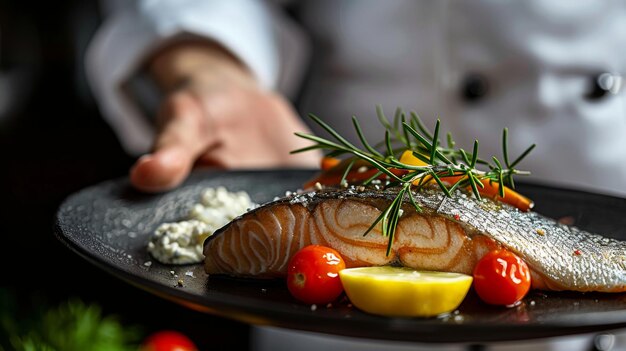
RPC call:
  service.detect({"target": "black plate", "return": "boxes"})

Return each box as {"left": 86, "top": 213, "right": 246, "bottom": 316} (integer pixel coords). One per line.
{"left": 55, "top": 170, "right": 626, "bottom": 343}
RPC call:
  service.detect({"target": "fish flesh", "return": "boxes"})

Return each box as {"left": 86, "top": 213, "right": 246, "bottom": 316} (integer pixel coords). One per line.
{"left": 203, "top": 186, "right": 626, "bottom": 292}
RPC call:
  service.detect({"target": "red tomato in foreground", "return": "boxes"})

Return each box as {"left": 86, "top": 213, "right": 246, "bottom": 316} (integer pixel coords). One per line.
{"left": 141, "top": 330, "right": 198, "bottom": 351}
{"left": 287, "top": 245, "right": 346, "bottom": 304}
{"left": 473, "top": 249, "right": 531, "bottom": 306}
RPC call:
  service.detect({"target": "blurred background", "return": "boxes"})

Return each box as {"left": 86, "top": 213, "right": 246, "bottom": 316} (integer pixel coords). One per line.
{"left": 0, "top": 0, "right": 248, "bottom": 349}
{"left": 2, "top": 0, "right": 626, "bottom": 350}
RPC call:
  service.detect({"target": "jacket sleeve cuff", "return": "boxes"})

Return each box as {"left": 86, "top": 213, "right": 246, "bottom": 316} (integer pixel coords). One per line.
{"left": 85, "top": 0, "right": 279, "bottom": 155}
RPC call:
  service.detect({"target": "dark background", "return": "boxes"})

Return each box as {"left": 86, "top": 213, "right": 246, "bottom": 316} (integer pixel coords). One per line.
{"left": 0, "top": 0, "right": 249, "bottom": 348}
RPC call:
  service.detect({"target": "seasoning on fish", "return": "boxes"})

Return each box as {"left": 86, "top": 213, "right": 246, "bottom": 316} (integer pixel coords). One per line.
{"left": 203, "top": 186, "right": 626, "bottom": 293}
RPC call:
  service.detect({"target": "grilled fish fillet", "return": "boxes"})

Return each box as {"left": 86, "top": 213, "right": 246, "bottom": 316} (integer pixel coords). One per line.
{"left": 203, "top": 187, "right": 626, "bottom": 292}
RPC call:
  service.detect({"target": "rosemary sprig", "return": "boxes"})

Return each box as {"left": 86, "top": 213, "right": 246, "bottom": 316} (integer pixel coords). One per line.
{"left": 292, "top": 106, "right": 535, "bottom": 255}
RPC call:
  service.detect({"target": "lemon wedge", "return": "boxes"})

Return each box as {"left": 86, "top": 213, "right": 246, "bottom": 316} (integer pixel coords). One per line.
{"left": 398, "top": 150, "right": 429, "bottom": 166}
{"left": 339, "top": 266, "right": 472, "bottom": 317}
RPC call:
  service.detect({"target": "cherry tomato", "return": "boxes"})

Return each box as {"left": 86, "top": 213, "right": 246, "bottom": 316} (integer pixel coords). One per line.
{"left": 473, "top": 249, "right": 531, "bottom": 306}
{"left": 287, "top": 245, "right": 346, "bottom": 304}
{"left": 141, "top": 330, "right": 198, "bottom": 351}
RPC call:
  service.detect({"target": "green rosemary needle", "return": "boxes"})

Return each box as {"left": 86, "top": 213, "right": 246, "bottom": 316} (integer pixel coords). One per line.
{"left": 292, "top": 106, "right": 535, "bottom": 255}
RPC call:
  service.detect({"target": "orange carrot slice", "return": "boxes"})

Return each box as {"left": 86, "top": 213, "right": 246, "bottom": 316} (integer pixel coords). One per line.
{"left": 320, "top": 157, "right": 341, "bottom": 171}
{"left": 475, "top": 179, "right": 534, "bottom": 211}
{"left": 398, "top": 151, "right": 533, "bottom": 211}
{"left": 306, "top": 151, "right": 534, "bottom": 212}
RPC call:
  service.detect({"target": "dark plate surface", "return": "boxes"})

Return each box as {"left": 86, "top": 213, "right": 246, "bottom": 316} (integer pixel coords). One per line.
{"left": 55, "top": 170, "right": 626, "bottom": 343}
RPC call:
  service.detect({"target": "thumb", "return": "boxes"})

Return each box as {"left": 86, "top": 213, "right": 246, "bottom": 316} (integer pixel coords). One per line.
{"left": 130, "top": 93, "right": 212, "bottom": 192}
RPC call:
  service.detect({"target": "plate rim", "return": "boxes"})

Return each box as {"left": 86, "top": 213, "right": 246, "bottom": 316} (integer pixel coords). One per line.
{"left": 53, "top": 169, "right": 626, "bottom": 343}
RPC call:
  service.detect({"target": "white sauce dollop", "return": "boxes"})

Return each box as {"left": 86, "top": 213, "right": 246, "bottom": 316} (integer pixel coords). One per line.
{"left": 147, "top": 187, "right": 256, "bottom": 264}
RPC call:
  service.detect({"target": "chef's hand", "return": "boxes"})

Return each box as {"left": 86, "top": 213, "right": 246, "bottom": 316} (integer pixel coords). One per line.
{"left": 130, "top": 41, "right": 320, "bottom": 192}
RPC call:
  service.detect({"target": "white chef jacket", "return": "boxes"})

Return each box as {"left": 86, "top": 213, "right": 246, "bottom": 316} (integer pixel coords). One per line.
{"left": 87, "top": 0, "right": 626, "bottom": 197}
{"left": 86, "top": 1, "right": 626, "bottom": 350}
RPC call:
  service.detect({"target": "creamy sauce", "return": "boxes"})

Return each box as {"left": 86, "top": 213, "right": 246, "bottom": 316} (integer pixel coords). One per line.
{"left": 147, "top": 187, "right": 256, "bottom": 264}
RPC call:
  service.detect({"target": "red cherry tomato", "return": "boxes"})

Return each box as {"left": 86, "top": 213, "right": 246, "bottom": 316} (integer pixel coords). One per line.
{"left": 473, "top": 249, "right": 531, "bottom": 306}
{"left": 141, "top": 330, "right": 198, "bottom": 351}
{"left": 287, "top": 245, "right": 346, "bottom": 304}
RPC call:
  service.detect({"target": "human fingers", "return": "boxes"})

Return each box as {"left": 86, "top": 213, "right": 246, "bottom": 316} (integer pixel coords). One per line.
{"left": 193, "top": 90, "right": 321, "bottom": 168}
{"left": 130, "top": 92, "right": 213, "bottom": 192}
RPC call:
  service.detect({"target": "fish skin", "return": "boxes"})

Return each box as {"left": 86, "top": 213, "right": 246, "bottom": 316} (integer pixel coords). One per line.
{"left": 203, "top": 187, "right": 626, "bottom": 292}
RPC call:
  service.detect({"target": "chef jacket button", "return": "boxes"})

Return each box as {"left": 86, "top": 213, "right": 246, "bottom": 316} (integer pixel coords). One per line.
{"left": 461, "top": 73, "right": 489, "bottom": 103}
{"left": 587, "top": 73, "right": 622, "bottom": 101}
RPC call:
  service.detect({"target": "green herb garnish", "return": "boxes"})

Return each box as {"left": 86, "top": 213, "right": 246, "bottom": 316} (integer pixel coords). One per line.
{"left": 292, "top": 106, "right": 535, "bottom": 255}
{"left": 0, "top": 290, "right": 140, "bottom": 351}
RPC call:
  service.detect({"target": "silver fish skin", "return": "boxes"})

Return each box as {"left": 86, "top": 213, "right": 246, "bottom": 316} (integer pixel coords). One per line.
{"left": 204, "top": 186, "right": 626, "bottom": 292}
{"left": 420, "top": 188, "right": 626, "bottom": 292}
